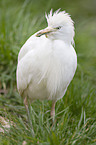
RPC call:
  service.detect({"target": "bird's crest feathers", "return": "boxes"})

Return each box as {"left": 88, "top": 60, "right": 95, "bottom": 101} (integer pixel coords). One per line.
{"left": 45, "top": 9, "right": 74, "bottom": 27}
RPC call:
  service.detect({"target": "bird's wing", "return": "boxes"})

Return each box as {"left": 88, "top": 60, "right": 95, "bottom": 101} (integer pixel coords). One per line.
{"left": 17, "top": 33, "right": 48, "bottom": 96}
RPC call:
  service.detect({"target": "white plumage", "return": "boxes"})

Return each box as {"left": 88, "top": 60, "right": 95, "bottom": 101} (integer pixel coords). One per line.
{"left": 16, "top": 9, "right": 77, "bottom": 120}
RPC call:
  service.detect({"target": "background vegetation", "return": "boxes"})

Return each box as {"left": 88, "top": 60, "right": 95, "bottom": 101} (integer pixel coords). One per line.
{"left": 0, "top": 0, "right": 96, "bottom": 144}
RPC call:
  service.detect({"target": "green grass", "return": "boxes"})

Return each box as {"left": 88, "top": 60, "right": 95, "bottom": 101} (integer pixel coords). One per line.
{"left": 0, "top": 0, "right": 96, "bottom": 144}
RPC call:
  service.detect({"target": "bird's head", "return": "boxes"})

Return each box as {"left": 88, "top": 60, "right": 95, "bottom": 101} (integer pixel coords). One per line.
{"left": 36, "top": 9, "right": 75, "bottom": 44}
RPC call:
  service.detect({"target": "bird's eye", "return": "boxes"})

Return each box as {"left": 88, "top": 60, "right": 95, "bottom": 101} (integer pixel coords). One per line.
{"left": 55, "top": 26, "right": 61, "bottom": 30}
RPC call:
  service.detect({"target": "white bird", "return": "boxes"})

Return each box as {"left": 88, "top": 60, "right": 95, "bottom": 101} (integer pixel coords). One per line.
{"left": 16, "top": 9, "right": 77, "bottom": 123}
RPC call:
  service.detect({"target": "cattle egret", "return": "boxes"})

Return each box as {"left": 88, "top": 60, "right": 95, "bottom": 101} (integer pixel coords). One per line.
{"left": 16, "top": 9, "right": 77, "bottom": 124}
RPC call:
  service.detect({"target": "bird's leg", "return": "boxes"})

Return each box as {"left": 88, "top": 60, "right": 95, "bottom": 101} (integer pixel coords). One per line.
{"left": 24, "top": 96, "right": 28, "bottom": 113}
{"left": 24, "top": 96, "right": 34, "bottom": 136}
{"left": 50, "top": 100, "right": 56, "bottom": 125}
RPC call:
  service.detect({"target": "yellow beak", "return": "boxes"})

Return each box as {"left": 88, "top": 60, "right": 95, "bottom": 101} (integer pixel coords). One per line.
{"left": 36, "top": 27, "right": 55, "bottom": 37}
